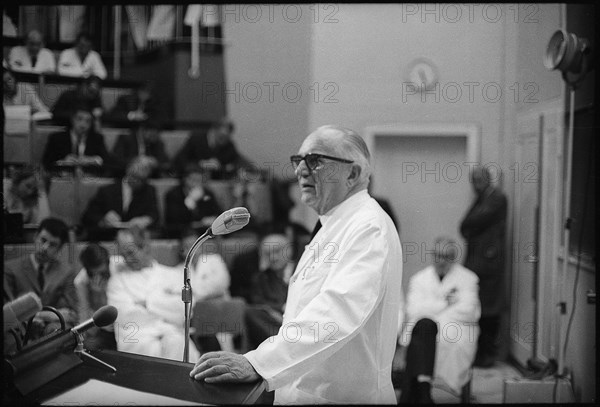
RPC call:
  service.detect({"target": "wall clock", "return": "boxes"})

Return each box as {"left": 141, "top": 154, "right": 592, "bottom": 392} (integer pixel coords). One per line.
{"left": 405, "top": 58, "right": 439, "bottom": 92}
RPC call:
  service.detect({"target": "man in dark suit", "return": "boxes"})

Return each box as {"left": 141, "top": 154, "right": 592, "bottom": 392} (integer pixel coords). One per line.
{"left": 42, "top": 107, "right": 110, "bottom": 176}
{"left": 164, "top": 163, "right": 221, "bottom": 238}
{"left": 110, "top": 120, "right": 171, "bottom": 178}
{"left": 460, "top": 165, "right": 508, "bottom": 368}
{"left": 81, "top": 157, "right": 159, "bottom": 241}
{"left": 103, "top": 81, "right": 165, "bottom": 128}
{"left": 173, "top": 117, "right": 251, "bottom": 179}
{"left": 4, "top": 218, "right": 78, "bottom": 337}
{"left": 51, "top": 75, "right": 103, "bottom": 127}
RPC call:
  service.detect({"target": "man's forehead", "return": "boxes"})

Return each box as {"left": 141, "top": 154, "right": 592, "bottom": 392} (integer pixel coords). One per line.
{"left": 299, "top": 132, "right": 341, "bottom": 154}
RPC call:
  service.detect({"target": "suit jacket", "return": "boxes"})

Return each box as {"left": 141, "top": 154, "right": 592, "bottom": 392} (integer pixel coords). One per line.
{"left": 50, "top": 89, "right": 103, "bottom": 126}
{"left": 42, "top": 130, "right": 110, "bottom": 174}
{"left": 230, "top": 249, "right": 260, "bottom": 304}
{"left": 110, "top": 133, "right": 170, "bottom": 177}
{"left": 173, "top": 131, "right": 244, "bottom": 178}
{"left": 81, "top": 182, "right": 159, "bottom": 239}
{"left": 163, "top": 184, "right": 221, "bottom": 236}
{"left": 460, "top": 186, "right": 507, "bottom": 316}
{"left": 4, "top": 254, "right": 78, "bottom": 324}
{"left": 104, "top": 94, "right": 165, "bottom": 127}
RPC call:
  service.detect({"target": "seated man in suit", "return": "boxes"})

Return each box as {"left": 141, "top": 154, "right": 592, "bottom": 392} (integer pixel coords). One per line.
{"left": 81, "top": 156, "right": 159, "bottom": 241}
{"left": 398, "top": 236, "right": 480, "bottom": 403}
{"left": 73, "top": 243, "right": 116, "bottom": 351}
{"left": 110, "top": 119, "right": 170, "bottom": 178}
{"left": 163, "top": 163, "right": 221, "bottom": 238}
{"left": 173, "top": 117, "right": 252, "bottom": 179}
{"left": 106, "top": 226, "right": 200, "bottom": 361}
{"left": 42, "top": 106, "right": 109, "bottom": 176}
{"left": 4, "top": 218, "right": 78, "bottom": 338}
{"left": 103, "top": 81, "right": 165, "bottom": 128}
{"left": 51, "top": 75, "right": 104, "bottom": 129}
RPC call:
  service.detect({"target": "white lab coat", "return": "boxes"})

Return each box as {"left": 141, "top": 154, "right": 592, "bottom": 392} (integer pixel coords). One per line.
{"left": 106, "top": 256, "right": 200, "bottom": 361}
{"left": 400, "top": 264, "right": 480, "bottom": 393}
{"left": 245, "top": 190, "right": 403, "bottom": 404}
{"left": 8, "top": 46, "right": 56, "bottom": 74}
{"left": 57, "top": 48, "right": 107, "bottom": 79}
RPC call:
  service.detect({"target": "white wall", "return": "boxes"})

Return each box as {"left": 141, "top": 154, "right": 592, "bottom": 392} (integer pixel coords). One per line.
{"left": 223, "top": 5, "right": 312, "bottom": 179}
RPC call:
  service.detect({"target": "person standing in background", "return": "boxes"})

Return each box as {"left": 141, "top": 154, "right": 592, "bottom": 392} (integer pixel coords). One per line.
{"left": 460, "top": 165, "right": 507, "bottom": 368}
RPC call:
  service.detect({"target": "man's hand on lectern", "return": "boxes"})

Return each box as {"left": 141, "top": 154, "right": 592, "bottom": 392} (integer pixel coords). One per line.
{"left": 190, "top": 351, "right": 260, "bottom": 384}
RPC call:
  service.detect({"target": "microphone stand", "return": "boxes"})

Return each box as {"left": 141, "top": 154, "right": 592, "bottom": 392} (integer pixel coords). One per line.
{"left": 73, "top": 330, "right": 116, "bottom": 372}
{"left": 182, "top": 227, "right": 214, "bottom": 363}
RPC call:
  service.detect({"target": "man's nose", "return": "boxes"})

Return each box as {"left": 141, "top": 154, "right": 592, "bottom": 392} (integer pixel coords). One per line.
{"left": 295, "top": 160, "right": 311, "bottom": 178}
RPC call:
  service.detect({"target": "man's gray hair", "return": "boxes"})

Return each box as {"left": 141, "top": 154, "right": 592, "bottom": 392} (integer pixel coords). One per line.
{"left": 314, "top": 125, "right": 372, "bottom": 187}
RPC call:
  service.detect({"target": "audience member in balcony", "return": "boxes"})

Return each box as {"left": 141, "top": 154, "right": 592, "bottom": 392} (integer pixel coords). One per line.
{"left": 173, "top": 117, "right": 252, "bottom": 180}
{"left": 3, "top": 166, "right": 51, "bottom": 225}
{"left": 164, "top": 163, "right": 221, "bottom": 238}
{"left": 104, "top": 82, "right": 165, "bottom": 128}
{"left": 3, "top": 68, "right": 52, "bottom": 119}
{"left": 8, "top": 29, "right": 57, "bottom": 74}
{"left": 57, "top": 32, "right": 107, "bottom": 79}
{"left": 51, "top": 75, "right": 103, "bottom": 128}
{"left": 81, "top": 156, "right": 159, "bottom": 241}
{"left": 243, "top": 233, "right": 293, "bottom": 350}
{"left": 73, "top": 243, "right": 116, "bottom": 351}
{"left": 106, "top": 226, "right": 200, "bottom": 361}
{"left": 110, "top": 119, "right": 170, "bottom": 178}
{"left": 42, "top": 106, "right": 109, "bottom": 176}
{"left": 398, "top": 237, "right": 480, "bottom": 403}
{"left": 4, "top": 218, "right": 78, "bottom": 338}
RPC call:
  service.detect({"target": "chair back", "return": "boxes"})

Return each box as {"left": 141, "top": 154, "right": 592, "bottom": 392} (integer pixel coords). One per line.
{"left": 191, "top": 298, "right": 246, "bottom": 337}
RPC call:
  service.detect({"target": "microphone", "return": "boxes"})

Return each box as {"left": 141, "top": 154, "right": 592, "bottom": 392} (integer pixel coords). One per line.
{"left": 72, "top": 304, "right": 118, "bottom": 334}
{"left": 5, "top": 305, "right": 118, "bottom": 376}
{"left": 210, "top": 207, "right": 251, "bottom": 236}
{"left": 3, "top": 293, "right": 43, "bottom": 333}
{"left": 180, "top": 207, "right": 250, "bottom": 362}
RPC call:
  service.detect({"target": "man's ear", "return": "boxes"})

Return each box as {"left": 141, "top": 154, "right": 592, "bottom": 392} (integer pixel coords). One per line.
{"left": 347, "top": 164, "right": 362, "bottom": 186}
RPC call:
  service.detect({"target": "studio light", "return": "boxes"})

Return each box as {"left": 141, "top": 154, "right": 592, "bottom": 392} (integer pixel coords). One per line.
{"left": 544, "top": 29, "right": 591, "bottom": 87}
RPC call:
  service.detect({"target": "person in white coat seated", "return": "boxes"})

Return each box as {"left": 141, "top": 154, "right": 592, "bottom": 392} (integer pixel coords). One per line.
{"left": 106, "top": 226, "right": 200, "bottom": 361}
{"left": 189, "top": 125, "right": 403, "bottom": 404}
{"left": 398, "top": 236, "right": 480, "bottom": 403}
{"left": 57, "top": 32, "right": 107, "bottom": 79}
{"left": 8, "top": 30, "right": 56, "bottom": 74}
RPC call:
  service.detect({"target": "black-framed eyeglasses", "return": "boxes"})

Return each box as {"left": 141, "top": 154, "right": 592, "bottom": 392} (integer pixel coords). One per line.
{"left": 290, "top": 153, "right": 354, "bottom": 172}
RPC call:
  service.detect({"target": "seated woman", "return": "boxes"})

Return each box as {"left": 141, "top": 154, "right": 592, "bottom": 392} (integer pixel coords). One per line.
{"left": 3, "top": 166, "right": 50, "bottom": 225}
{"left": 74, "top": 243, "right": 116, "bottom": 350}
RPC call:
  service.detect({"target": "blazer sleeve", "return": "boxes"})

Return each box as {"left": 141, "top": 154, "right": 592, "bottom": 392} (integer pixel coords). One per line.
{"left": 81, "top": 186, "right": 111, "bottom": 228}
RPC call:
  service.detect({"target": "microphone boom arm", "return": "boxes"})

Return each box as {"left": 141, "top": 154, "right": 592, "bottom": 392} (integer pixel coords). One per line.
{"left": 182, "top": 228, "right": 214, "bottom": 363}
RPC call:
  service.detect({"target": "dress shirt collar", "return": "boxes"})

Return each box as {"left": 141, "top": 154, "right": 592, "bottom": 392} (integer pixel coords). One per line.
{"left": 318, "top": 189, "right": 370, "bottom": 228}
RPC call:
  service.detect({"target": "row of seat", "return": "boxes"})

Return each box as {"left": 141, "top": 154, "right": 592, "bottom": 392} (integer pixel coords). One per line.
{"left": 4, "top": 123, "right": 191, "bottom": 166}
{"left": 3, "top": 234, "right": 260, "bottom": 273}
{"left": 43, "top": 177, "right": 273, "bottom": 228}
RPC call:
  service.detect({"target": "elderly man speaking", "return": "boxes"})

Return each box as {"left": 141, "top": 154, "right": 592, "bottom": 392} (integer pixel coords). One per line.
{"left": 190, "top": 125, "right": 403, "bottom": 404}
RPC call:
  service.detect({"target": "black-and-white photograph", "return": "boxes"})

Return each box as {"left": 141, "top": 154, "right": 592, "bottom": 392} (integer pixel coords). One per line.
{"left": 2, "top": 3, "right": 596, "bottom": 405}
